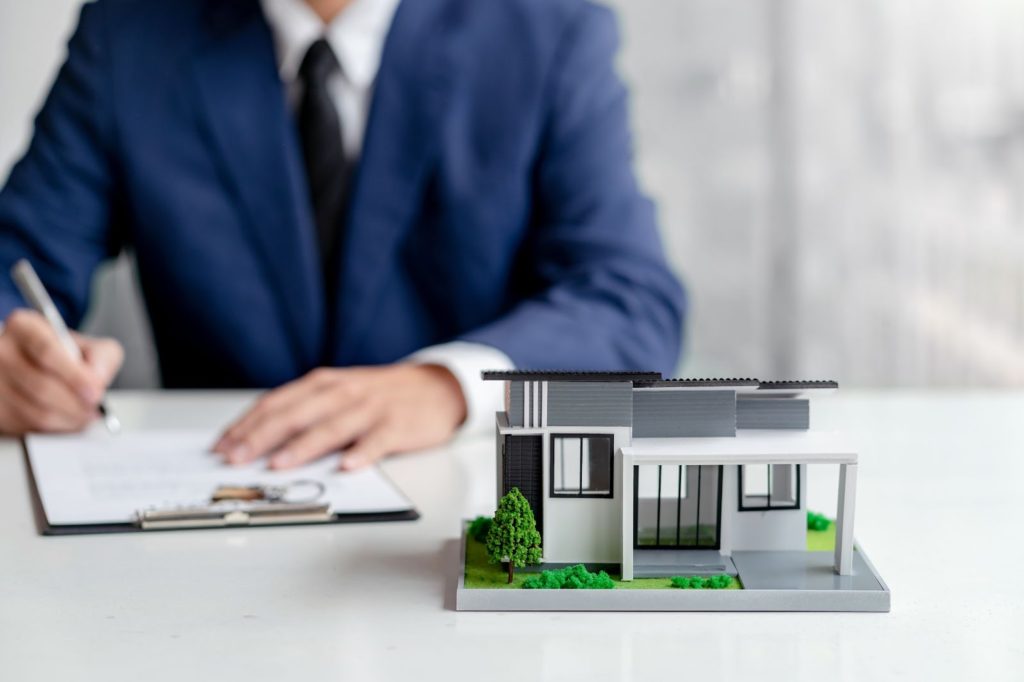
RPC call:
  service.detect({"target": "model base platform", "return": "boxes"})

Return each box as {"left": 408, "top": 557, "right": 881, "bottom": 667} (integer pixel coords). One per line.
{"left": 454, "top": 527, "right": 890, "bottom": 612}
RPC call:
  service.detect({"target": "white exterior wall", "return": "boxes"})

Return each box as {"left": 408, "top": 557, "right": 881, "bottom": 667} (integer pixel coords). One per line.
{"left": 723, "top": 464, "right": 808, "bottom": 551}
{"left": 496, "top": 416, "right": 632, "bottom": 565}
{"left": 541, "top": 426, "right": 632, "bottom": 564}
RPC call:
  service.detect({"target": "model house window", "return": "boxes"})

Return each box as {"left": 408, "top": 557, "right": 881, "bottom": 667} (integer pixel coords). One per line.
{"left": 739, "top": 464, "right": 800, "bottom": 510}
{"left": 550, "top": 435, "right": 613, "bottom": 498}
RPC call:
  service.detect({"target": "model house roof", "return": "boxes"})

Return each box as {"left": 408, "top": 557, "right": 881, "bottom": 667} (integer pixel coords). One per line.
{"left": 480, "top": 370, "right": 662, "bottom": 382}
{"left": 633, "top": 378, "right": 760, "bottom": 388}
{"left": 757, "top": 380, "right": 839, "bottom": 390}
{"left": 482, "top": 370, "right": 838, "bottom": 390}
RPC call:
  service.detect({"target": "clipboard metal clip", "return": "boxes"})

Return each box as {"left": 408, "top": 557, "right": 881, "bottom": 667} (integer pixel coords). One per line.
{"left": 135, "top": 480, "right": 331, "bottom": 530}
{"left": 136, "top": 501, "right": 333, "bottom": 530}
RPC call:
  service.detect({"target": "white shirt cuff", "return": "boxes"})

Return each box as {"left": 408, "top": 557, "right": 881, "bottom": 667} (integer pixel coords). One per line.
{"left": 405, "top": 341, "right": 514, "bottom": 438}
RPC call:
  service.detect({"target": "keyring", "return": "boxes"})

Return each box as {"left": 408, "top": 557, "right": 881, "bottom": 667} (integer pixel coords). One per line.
{"left": 211, "top": 479, "right": 326, "bottom": 504}
{"left": 263, "top": 479, "right": 326, "bottom": 504}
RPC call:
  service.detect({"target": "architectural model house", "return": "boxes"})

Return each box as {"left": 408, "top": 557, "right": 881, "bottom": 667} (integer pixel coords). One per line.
{"left": 455, "top": 371, "right": 890, "bottom": 612}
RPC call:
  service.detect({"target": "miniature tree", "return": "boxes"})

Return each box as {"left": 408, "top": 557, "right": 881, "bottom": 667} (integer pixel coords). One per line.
{"left": 485, "top": 487, "right": 542, "bottom": 584}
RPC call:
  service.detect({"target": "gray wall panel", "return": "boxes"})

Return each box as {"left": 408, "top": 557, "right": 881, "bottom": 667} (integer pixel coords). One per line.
{"left": 546, "top": 382, "right": 633, "bottom": 427}
{"left": 737, "top": 398, "right": 809, "bottom": 429}
{"left": 508, "top": 381, "right": 524, "bottom": 427}
{"left": 632, "top": 390, "right": 737, "bottom": 437}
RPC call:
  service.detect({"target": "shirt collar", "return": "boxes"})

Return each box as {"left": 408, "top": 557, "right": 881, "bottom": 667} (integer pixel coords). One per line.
{"left": 260, "top": 0, "right": 402, "bottom": 90}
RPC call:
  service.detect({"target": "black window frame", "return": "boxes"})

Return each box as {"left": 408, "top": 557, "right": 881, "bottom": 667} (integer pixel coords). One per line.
{"left": 738, "top": 463, "right": 801, "bottom": 511}
{"left": 549, "top": 434, "right": 615, "bottom": 499}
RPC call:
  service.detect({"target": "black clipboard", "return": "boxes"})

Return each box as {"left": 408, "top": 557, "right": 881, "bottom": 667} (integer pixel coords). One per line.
{"left": 22, "top": 442, "right": 420, "bottom": 536}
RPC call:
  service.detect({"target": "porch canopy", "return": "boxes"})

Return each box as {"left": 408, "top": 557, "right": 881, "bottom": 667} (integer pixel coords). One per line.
{"left": 620, "top": 430, "right": 859, "bottom": 579}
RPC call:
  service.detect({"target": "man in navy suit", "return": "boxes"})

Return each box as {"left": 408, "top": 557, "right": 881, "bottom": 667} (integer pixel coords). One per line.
{"left": 0, "top": 0, "right": 684, "bottom": 468}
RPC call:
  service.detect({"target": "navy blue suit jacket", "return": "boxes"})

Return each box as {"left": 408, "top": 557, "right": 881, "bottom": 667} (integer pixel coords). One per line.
{"left": 0, "top": 0, "right": 685, "bottom": 388}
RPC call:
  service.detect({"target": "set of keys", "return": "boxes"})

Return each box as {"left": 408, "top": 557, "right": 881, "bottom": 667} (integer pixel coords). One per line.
{"left": 136, "top": 479, "right": 330, "bottom": 530}
{"left": 209, "top": 480, "right": 326, "bottom": 504}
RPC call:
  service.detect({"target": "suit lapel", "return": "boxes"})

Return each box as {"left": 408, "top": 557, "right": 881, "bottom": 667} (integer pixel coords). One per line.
{"left": 328, "top": 0, "right": 455, "bottom": 364}
{"left": 192, "top": 0, "right": 323, "bottom": 372}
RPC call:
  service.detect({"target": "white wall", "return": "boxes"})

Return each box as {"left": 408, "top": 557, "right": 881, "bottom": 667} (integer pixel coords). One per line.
{"left": 0, "top": 2, "right": 83, "bottom": 173}
{"left": 540, "top": 426, "right": 630, "bottom": 564}
{"left": 722, "top": 464, "right": 807, "bottom": 552}
{"left": 496, "top": 423, "right": 630, "bottom": 564}
{"left": 607, "top": 0, "right": 1024, "bottom": 385}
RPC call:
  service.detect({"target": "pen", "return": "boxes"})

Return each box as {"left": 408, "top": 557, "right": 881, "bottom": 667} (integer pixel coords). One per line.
{"left": 10, "top": 259, "right": 121, "bottom": 434}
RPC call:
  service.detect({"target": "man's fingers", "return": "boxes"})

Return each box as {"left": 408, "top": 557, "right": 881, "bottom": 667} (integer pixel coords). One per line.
{"left": 222, "top": 388, "right": 357, "bottom": 465}
{"left": 339, "top": 423, "right": 396, "bottom": 471}
{"left": 6, "top": 362, "right": 96, "bottom": 424}
{"left": 0, "top": 391, "right": 89, "bottom": 434}
{"left": 78, "top": 335, "right": 124, "bottom": 387}
{"left": 213, "top": 369, "right": 339, "bottom": 455}
{"left": 269, "top": 402, "right": 381, "bottom": 470}
{"left": 6, "top": 310, "right": 99, "bottom": 404}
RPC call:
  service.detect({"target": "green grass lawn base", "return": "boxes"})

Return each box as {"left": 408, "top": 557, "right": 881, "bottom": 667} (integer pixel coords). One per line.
{"left": 806, "top": 521, "right": 836, "bottom": 552}
{"left": 463, "top": 535, "right": 743, "bottom": 590}
{"left": 611, "top": 576, "right": 742, "bottom": 590}
{"left": 464, "top": 534, "right": 532, "bottom": 588}
{"left": 465, "top": 513, "right": 838, "bottom": 590}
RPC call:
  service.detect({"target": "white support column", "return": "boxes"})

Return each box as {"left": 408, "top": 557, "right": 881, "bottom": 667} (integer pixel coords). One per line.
{"left": 834, "top": 462, "right": 857, "bottom": 575}
{"left": 621, "top": 453, "right": 634, "bottom": 581}
{"left": 523, "top": 381, "right": 531, "bottom": 427}
{"left": 540, "top": 382, "right": 549, "bottom": 427}
{"left": 718, "top": 465, "right": 735, "bottom": 556}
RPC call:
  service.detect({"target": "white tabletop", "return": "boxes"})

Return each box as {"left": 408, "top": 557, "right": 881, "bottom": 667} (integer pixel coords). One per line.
{"left": 1, "top": 390, "right": 1021, "bottom": 681}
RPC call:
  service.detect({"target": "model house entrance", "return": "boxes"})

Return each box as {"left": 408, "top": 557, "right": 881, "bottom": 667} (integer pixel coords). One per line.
{"left": 502, "top": 435, "right": 543, "bottom": 535}
{"left": 633, "top": 464, "right": 723, "bottom": 549}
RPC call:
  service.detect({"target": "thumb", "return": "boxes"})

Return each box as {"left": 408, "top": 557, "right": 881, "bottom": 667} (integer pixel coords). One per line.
{"left": 77, "top": 335, "right": 125, "bottom": 387}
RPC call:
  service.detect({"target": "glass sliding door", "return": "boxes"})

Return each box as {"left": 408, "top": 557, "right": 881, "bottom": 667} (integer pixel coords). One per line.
{"left": 634, "top": 464, "right": 722, "bottom": 549}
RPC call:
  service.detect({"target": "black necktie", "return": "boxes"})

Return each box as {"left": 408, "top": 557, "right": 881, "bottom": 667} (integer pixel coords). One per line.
{"left": 297, "top": 39, "right": 353, "bottom": 307}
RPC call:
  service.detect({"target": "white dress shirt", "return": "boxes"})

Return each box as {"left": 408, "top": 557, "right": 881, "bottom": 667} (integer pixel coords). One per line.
{"left": 260, "top": 0, "right": 513, "bottom": 437}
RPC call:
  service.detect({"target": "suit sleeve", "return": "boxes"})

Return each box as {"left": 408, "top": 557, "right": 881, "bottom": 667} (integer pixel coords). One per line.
{"left": 0, "top": 2, "right": 120, "bottom": 325}
{"left": 459, "top": 3, "right": 686, "bottom": 376}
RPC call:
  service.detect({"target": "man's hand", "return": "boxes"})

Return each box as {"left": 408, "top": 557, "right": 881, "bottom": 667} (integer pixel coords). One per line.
{"left": 0, "top": 309, "right": 124, "bottom": 435}
{"left": 213, "top": 364, "right": 468, "bottom": 470}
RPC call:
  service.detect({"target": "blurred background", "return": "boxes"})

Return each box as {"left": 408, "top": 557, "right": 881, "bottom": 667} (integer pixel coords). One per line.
{"left": 2, "top": 0, "right": 1023, "bottom": 388}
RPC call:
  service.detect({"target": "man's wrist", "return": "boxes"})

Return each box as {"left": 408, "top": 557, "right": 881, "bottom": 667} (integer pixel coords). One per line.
{"left": 404, "top": 341, "right": 514, "bottom": 438}
{"left": 408, "top": 363, "right": 468, "bottom": 428}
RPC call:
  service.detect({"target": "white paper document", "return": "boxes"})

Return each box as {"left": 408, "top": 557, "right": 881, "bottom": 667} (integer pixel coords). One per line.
{"left": 26, "top": 430, "right": 414, "bottom": 526}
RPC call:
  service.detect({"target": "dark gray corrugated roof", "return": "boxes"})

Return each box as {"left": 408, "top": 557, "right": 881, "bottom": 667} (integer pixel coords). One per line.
{"left": 634, "top": 378, "right": 760, "bottom": 388}
{"left": 480, "top": 370, "right": 662, "bottom": 382}
{"left": 481, "top": 371, "right": 838, "bottom": 390}
{"left": 758, "top": 380, "right": 839, "bottom": 390}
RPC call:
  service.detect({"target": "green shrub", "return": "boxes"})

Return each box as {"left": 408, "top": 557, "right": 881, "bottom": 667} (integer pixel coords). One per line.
{"left": 467, "top": 515, "right": 492, "bottom": 543}
{"left": 670, "top": 574, "right": 735, "bottom": 589}
{"left": 807, "top": 511, "right": 832, "bottom": 531}
{"left": 522, "top": 564, "right": 615, "bottom": 590}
